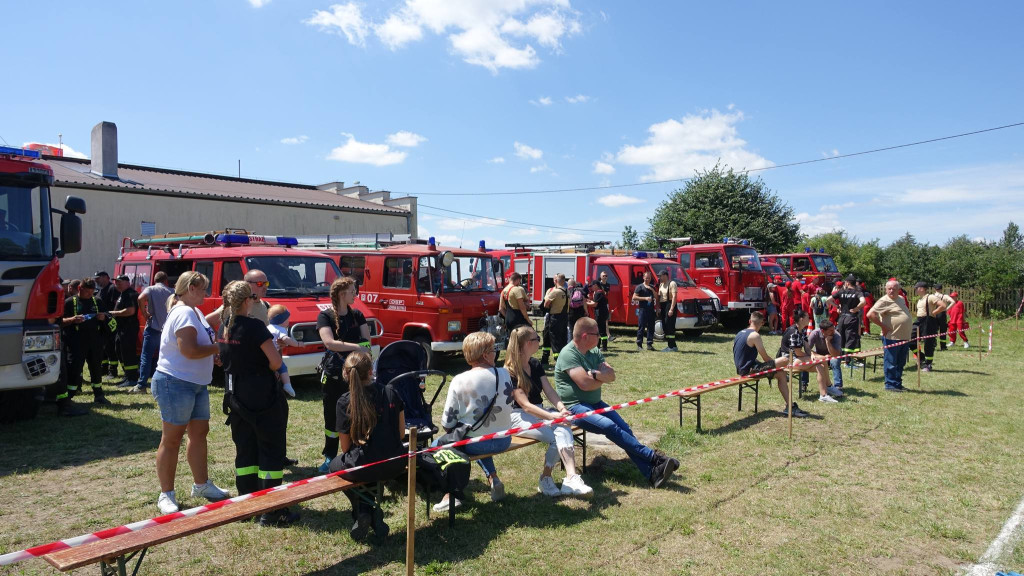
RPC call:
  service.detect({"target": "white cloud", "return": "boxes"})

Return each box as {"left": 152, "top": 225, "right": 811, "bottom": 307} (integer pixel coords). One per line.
{"left": 514, "top": 141, "right": 543, "bottom": 160}
{"left": 305, "top": 3, "right": 369, "bottom": 47}
{"left": 819, "top": 201, "right": 855, "bottom": 212}
{"left": 530, "top": 96, "right": 553, "bottom": 106}
{"left": 23, "top": 142, "right": 87, "bottom": 159}
{"left": 615, "top": 108, "right": 773, "bottom": 182}
{"left": 308, "top": 0, "right": 582, "bottom": 72}
{"left": 597, "top": 194, "right": 643, "bottom": 208}
{"left": 822, "top": 148, "right": 840, "bottom": 158}
{"left": 280, "top": 135, "right": 308, "bottom": 145}
{"left": 592, "top": 161, "right": 615, "bottom": 175}
{"left": 386, "top": 131, "right": 427, "bottom": 147}
{"left": 327, "top": 133, "right": 407, "bottom": 166}
{"left": 794, "top": 211, "right": 844, "bottom": 236}
{"left": 487, "top": 156, "right": 506, "bottom": 164}
{"left": 511, "top": 227, "right": 541, "bottom": 237}
{"left": 554, "top": 232, "right": 584, "bottom": 242}
{"left": 248, "top": 0, "right": 270, "bottom": 7}
{"left": 565, "top": 94, "right": 589, "bottom": 104}
{"left": 529, "top": 163, "right": 548, "bottom": 173}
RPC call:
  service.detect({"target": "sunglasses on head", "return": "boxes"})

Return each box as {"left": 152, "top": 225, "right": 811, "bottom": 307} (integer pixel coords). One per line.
{"left": 248, "top": 280, "right": 270, "bottom": 288}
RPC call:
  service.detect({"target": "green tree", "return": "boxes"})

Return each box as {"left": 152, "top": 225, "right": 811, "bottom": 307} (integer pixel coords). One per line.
{"left": 1000, "top": 221, "right": 1024, "bottom": 251}
{"left": 936, "top": 235, "right": 985, "bottom": 287}
{"left": 643, "top": 164, "right": 800, "bottom": 253}
{"left": 620, "top": 225, "right": 640, "bottom": 251}
{"left": 879, "top": 233, "right": 937, "bottom": 284}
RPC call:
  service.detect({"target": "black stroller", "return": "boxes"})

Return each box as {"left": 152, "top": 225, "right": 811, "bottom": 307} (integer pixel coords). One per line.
{"left": 374, "top": 340, "right": 449, "bottom": 447}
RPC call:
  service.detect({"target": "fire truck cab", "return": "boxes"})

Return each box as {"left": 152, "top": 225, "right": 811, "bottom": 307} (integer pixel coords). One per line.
{"left": 528, "top": 250, "right": 721, "bottom": 336}
{"left": 675, "top": 238, "right": 767, "bottom": 325}
{"left": 297, "top": 236, "right": 504, "bottom": 368}
{"left": 761, "top": 248, "right": 841, "bottom": 286}
{"left": 0, "top": 146, "right": 85, "bottom": 422}
{"left": 115, "top": 231, "right": 381, "bottom": 376}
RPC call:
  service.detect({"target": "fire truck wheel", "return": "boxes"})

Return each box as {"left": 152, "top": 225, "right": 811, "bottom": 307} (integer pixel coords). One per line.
{"left": 0, "top": 388, "right": 44, "bottom": 424}
{"left": 413, "top": 336, "right": 439, "bottom": 370}
{"left": 681, "top": 329, "right": 704, "bottom": 338}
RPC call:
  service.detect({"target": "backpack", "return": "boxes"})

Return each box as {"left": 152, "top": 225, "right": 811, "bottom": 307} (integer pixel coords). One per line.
{"left": 416, "top": 448, "right": 471, "bottom": 500}
{"left": 812, "top": 296, "right": 826, "bottom": 316}
{"left": 569, "top": 286, "right": 585, "bottom": 309}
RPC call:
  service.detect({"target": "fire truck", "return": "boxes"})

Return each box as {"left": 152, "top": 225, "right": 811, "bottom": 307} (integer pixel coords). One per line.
{"left": 520, "top": 245, "right": 721, "bottom": 336}
{"left": 114, "top": 231, "right": 382, "bottom": 376}
{"left": 0, "top": 146, "right": 85, "bottom": 422}
{"left": 761, "top": 248, "right": 841, "bottom": 286}
{"left": 674, "top": 238, "right": 768, "bottom": 326}
{"left": 294, "top": 235, "right": 504, "bottom": 368}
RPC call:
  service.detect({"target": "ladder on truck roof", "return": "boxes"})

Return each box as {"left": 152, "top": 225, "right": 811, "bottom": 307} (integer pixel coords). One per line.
{"left": 291, "top": 233, "right": 415, "bottom": 250}
{"left": 120, "top": 230, "right": 298, "bottom": 260}
{"left": 504, "top": 241, "right": 611, "bottom": 254}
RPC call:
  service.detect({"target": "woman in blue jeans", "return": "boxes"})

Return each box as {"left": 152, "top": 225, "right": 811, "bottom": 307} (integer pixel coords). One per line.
{"left": 152, "top": 272, "right": 230, "bottom": 514}
{"left": 434, "top": 331, "right": 513, "bottom": 512}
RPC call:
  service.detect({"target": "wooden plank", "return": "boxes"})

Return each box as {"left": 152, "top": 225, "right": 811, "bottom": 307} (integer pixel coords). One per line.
{"left": 43, "top": 476, "right": 366, "bottom": 572}
{"left": 850, "top": 350, "right": 883, "bottom": 360}
{"left": 681, "top": 376, "right": 757, "bottom": 397}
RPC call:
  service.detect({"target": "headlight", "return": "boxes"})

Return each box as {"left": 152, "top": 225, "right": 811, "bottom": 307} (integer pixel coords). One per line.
{"left": 24, "top": 332, "right": 57, "bottom": 352}
{"left": 447, "top": 320, "right": 462, "bottom": 332}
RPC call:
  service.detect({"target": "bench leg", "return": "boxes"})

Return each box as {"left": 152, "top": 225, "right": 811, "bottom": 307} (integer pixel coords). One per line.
{"left": 862, "top": 359, "right": 867, "bottom": 381}
{"left": 572, "top": 429, "right": 587, "bottom": 474}
{"left": 738, "top": 383, "right": 743, "bottom": 412}
{"left": 696, "top": 395, "right": 702, "bottom": 432}
{"left": 99, "top": 548, "right": 147, "bottom": 576}
{"left": 678, "top": 396, "right": 683, "bottom": 427}
{"left": 754, "top": 380, "right": 759, "bottom": 413}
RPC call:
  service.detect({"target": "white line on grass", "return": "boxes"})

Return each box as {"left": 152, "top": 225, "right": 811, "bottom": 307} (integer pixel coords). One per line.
{"left": 964, "top": 493, "right": 1024, "bottom": 576}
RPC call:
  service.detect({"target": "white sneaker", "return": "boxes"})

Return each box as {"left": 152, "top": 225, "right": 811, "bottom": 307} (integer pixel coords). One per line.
{"left": 432, "top": 497, "right": 462, "bottom": 513}
{"left": 963, "top": 342, "right": 970, "bottom": 349}
{"left": 490, "top": 477, "right": 506, "bottom": 502}
{"left": 157, "top": 491, "right": 179, "bottom": 514}
{"left": 282, "top": 382, "right": 296, "bottom": 398}
{"left": 560, "top": 474, "right": 594, "bottom": 498}
{"left": 818, "top": 394, "right": 839, "bottom": 403}
{"left": 191, "top": 481, "right": 230, "bottom": 502}
{"left": 826, "top": 385, "right": 844, "bottom": 397}
{"left": 538, "top": 475, "right": 560, "bottom": 497}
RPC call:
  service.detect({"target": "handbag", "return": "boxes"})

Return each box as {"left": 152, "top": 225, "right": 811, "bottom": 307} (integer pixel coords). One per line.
{"left": 436, "top": 368, "right": 500, "bottom": 445}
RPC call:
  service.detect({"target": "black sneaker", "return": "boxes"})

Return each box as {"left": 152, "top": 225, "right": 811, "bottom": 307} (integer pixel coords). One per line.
{"left": 371, "top": 507, "right": 389, "bottom": 539}
{"left": 92, "top": 390, "right": 112, "bottom": 406}
{"left": 649, "top": 455, "right": 680, "bottom": 489}
{"left": 259, "top": 508, "right": 300, "bottom": 527}
{"left": 350, "top": 511, "right": 372, "bottom": 541}
{"left": 781, "top": 403, "right": 809, "bottom": 418}
{"left": 115, "top": 378, "right": 135, "bottom": 388}
{"left": 646, "top": 345, "right": 656, "bottom": 351}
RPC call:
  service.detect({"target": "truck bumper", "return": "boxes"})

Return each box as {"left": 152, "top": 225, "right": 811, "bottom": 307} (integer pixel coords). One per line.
{"left": 727, "top": 301, "right": 764, "bottom": 310}
{"left": 675, "top": 313, "right": 718, "bottom": 330}
{"left": 431, "top": 341, "right": 464, "bottom": 353}
{"left": 0, "top": 353, "right": 60, "bottom": 391}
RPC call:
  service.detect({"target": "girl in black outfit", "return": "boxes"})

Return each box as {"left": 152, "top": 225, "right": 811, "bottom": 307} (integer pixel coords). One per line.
{"left": 329, "top": 352, "right": 406, "bottom": 540}
{"left": 219, "top": 281, "right": 298, "bottom": 526}
{"left": 316, "top": 277, "right": 371, "bottom": 473}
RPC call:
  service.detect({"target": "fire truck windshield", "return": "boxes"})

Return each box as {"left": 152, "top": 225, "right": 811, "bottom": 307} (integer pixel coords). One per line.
{"left": 650, "top": 262, "right": 696, "bottom": 287}
{"left": 811, "top": 255, "right": 839, "bottom": 273}
{"left": 443, "top": 255, "right": 498, "bottom": 292}
{"left": 0, "top": 184, "right": 52, "bottom": 259}
{"left": 244, "top": 255, "right": 341, "bottom": 296}
{"left": 725, "top": 246, "right": 762, "bottom": 271}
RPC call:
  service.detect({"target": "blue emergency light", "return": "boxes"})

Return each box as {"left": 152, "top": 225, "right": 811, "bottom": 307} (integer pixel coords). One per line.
{"left": 655, "top": 252, "right": 664, "bottom": 258}
{"left": 479, "top": 240, "right": 486, "bottom": 251}
{"left": 0, "top": 146, "right": 42, "bottom": 159}
{"left": 819, "top": 248, "right": 825, "bottom": 253}
{"left": 633, "top": 251, "right": 648, "bottom": 258}
{"left": 215, "top": 234, "right": 298, "bottom": 246}
{"left": 722, "top": 237, "right": 730, "bottom": 243}
{"left": 741, "top": 240, "right": 750, "bottom": 246}
{"left": 804, "top": 247, "right": 812, "bottom": 253}
{"left": 428, "top": 236, "right": 436, "bottom": 249}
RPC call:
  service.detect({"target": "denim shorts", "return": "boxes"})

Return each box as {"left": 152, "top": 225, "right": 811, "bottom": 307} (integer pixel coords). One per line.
{"left": 152, "top": 371, "right": 210, "bottom": 425}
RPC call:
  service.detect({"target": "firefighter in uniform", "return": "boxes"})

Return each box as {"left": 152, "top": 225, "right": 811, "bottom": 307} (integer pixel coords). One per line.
{"left": 108, "top": 275, "right": 140, "bottom": 387}
{"left": 932, "top": 284, "right": 955, "bottom": 351}
{"left": 62, "top": 278, "right": 111, "bottom": 405}
{"left": 912, "top": 281, "right": 947, "bottom": 372}
{"left": 540, "top": 273, "right": 569, "bottom": 366}
{"left": 53, "top": 280, "right": 88, "bottom": 416}
{"left": 95, "top": 271, "right": 120, "bottom": 378}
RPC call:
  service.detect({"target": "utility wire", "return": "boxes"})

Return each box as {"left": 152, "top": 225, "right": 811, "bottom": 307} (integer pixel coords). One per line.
{"left": 401, "top": 121, "right": 1024, "bottom": 197}
{"left": 418, "top": 204, "right": 611, "bottom": 234}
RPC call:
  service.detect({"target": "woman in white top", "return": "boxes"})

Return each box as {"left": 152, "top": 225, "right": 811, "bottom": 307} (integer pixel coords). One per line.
{"left": 152, "top": 272, "right": 230, "bottom": 514}
{"left": 434, "top": 332, "right": 513, "bottom": 512}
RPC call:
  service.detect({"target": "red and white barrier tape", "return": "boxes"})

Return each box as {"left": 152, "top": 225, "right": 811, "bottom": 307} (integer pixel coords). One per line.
{"left": 0, "top": 327, "right": 975, "bottom": 566}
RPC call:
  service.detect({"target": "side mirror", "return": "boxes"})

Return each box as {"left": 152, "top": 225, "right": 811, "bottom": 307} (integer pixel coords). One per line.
{"left": 60, "top": 213, "right": 83, "bottom": 255}
{"left": 64, "top": 195, "right": 86, "bottom": 215}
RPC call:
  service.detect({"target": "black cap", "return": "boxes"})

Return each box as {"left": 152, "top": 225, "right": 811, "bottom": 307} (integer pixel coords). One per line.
{"left": 914, "top": 281, "right": 929, "bottom": 289}
{"left": 933, "top": 283, "right": 943, "bottom": 290}
{"left": 94, "top": 271, "right": 109, "bottom": 278}
{"left": 114, "top": 274, "right": 130, "bottom": 282}
{"left": 845, "top": 273, "right": 856, "bottom": 283}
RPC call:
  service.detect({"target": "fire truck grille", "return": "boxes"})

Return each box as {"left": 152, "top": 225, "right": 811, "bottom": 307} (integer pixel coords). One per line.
{"left": 467, "top": 317, "right": 480, "bottom": 332}
{"left": 290, "top": 323, "right": 322, "bottom": 344}
{"left": 744, "top": 286, "right": 763, "bottom": 301}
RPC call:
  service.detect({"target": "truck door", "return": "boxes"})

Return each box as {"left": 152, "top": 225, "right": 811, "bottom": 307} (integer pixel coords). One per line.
{"left": 377, "top": 255, "right": 414, "bottom": 343}
{"left": 692, "top": 250, "right": 727, "bottom": 301}
{"left": 626, "top": 264, "right": 648, "bottom": 324}
{"left": 593, "top": 264, "right": 622, "bottom": 321}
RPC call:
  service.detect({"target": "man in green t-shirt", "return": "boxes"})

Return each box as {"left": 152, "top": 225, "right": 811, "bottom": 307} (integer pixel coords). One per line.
{"left": 554, "top": 317, "right": 679, "bottom": 488}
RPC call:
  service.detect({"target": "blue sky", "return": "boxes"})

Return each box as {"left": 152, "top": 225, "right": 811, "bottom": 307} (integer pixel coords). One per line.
{"left": 3, "top": 1, "right": 1023, "bottom": 249}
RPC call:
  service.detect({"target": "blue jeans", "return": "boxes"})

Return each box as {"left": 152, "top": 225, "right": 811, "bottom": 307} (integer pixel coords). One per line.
{"left": 830, "top": 358, "right": 844, "bottom": 387}
{"left": 434, "top": 436, "right": 511, "bottom": 478}
{"left": 882, "top": 338, "right": 909, "bottom": 388}
{"left": 569, "top": 401, "right": 654, "bottom": 480}
{"left": 136, "top": 326, "right": 161, "bottom": 388}
{"left": 636, "top": 307, "right": 655, "bottom": 346}
{"left": 152, "top": 371, "right": 210, "bottom": 425}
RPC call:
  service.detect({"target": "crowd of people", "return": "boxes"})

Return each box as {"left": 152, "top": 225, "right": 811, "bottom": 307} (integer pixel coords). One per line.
{"left": 49, "top": 264, "right": 970, "bottom": 541}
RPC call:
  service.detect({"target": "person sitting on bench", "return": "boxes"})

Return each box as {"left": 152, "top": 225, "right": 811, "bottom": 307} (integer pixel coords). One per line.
{"left": 329, "top": 351, "right": 406, "bottom": 541}
{"left": 555, "top": 317, "right": 679, "bottom": 488}
{"left": 434, "top": 332, "right": 514, "bottom": 512}
{"left": 780, "top": 309, "right": 839, "bottom": 405}
{"left": 733, "top": 311, "right": 804, "bottom": 418}
{"left": 807, "top": 318, "right": 845, "bottom": 397}
{"left": 504, "top": 325, "right": 592, "bottom": 498}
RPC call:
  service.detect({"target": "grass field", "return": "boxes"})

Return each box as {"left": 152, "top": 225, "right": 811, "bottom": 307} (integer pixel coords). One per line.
{"left": 1, "top": 320, "right": 1022, "bottom": 576}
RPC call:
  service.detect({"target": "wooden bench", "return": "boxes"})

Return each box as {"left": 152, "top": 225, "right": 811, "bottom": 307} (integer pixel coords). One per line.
{"left": 42, "top": 477, "right": 383, "bottom": 575}
{"left": 678, "top": 374, "right": 769, "bottom": 432}
{"left": 846, "top": 349, "right": 883, "bottom": 380}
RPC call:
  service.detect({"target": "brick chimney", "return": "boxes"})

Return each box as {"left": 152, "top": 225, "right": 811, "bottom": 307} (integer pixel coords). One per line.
{"left": 90, "top": 121, "right": 118, "bottom": 179}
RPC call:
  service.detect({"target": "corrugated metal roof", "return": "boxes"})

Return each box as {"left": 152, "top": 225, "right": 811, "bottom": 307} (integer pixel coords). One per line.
{"left": 45, "top": 157, "right": 410, "bottom": 215}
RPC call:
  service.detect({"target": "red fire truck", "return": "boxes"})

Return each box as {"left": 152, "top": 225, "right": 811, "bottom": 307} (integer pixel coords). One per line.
{"left": 114, "top": 231, "right": 382, "bottom": 375}
{"left": 296, "top": 235, "right": 504, "bottom": 368}
{"left": 675, "top": 238, "right": 767, "bottom": 325}
{"left": 761, "top": 248, "right": 841, "bottom": 286}
{"left": 526, "top": 248, "right": 721, "bottom": 336}
{"left": 0, "top": 146, "right": 85, "bottom": 422}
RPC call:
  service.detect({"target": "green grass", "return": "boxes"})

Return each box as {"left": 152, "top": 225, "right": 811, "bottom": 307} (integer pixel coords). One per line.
{"left": 1, "top": 322, "right": 1023, "bottom": 575}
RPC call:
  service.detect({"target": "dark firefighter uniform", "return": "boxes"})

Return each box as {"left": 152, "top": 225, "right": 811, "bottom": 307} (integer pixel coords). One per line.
{"left": 113, "top": 285, "right": 140, "bottom": 383}
{"left": 97, "top": 278, "right": 120, "bottom": 377}
{"left": 63, "top": 294, "right": 110, "bottom": 404}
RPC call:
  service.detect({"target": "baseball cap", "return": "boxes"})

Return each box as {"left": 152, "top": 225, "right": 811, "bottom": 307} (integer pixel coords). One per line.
{"left": 94, "top": 271, "right": 109, "bottom": 278}
{"left": 914, "top": 281, "right": 929, "bottom": 289}
{"left": 950, "top": 291, "right": 959, "bottom": 298}
{"left": 933, "top": 283, "right": 943, "bottom": 290}
{"left": 845, "top": 273, "right": 856, "bottom": 283}
{"left": 115, "top": 274, "right": 130, "bottom": 282}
